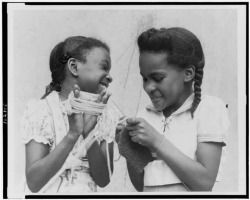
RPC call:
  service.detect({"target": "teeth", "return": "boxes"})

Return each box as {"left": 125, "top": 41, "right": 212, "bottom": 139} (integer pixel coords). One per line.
{"left": 152, "top": 96, "right": 162, "bottom": 100}
{"left": 100, "top": 84, "right": 107, "bottom": 89}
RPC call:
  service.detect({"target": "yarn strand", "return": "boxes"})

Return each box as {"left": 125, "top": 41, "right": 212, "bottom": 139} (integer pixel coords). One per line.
{"left": 66, "top": 91, "right": 106, "bottom": 115}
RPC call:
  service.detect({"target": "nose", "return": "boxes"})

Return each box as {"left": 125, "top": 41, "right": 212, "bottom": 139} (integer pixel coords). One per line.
{"left": 144, "top": 81, "right": 155, "bottom": 94}
{"left": 106, "top": 73, "right": 113, "bottom": 83}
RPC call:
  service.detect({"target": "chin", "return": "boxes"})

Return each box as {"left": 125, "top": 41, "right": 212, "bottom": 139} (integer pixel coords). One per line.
{"left": 96, "top": 85, "right": 107, "bottom": 94}
{"left": 152, "top": 104, "right": 164, "bottom": 112}
{"left": 81, "top": 88, "right": 96, "bottom": 94}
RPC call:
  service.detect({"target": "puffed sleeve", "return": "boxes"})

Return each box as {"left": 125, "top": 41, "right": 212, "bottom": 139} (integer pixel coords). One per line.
{"left": 197, "top": 96, "right": 230, "bottom": 146}
{"left": 21, "top": 99, "right": 55, "bottom": 149}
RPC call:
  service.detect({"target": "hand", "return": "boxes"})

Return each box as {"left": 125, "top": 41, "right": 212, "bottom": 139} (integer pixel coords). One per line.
{"left": 81, "top": 87, "right": 112, "bottom": 138}
{"left": 125, "top": 117, "right": 162, "bottom": 151}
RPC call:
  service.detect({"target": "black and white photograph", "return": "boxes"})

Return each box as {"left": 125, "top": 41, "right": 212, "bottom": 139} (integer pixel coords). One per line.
{"left": 3, "top": 1, "right": 248, "bottom": 198}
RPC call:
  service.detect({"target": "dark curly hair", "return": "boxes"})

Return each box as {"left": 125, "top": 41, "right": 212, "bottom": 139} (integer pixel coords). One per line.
{"left": 137, "top": 27, "right": 205, "bottom": 118}
{"left": 41, "top": 36, "right": 110, "bottom": 99}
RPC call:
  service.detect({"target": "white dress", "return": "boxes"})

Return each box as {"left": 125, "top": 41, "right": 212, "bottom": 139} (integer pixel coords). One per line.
{"left": 21, "top": 91, "right": 121, "bottom": 194}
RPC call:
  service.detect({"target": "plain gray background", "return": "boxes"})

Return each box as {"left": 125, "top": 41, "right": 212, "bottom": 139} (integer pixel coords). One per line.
{"left": 7, "top": 4, "right": 246, "bottom": 197}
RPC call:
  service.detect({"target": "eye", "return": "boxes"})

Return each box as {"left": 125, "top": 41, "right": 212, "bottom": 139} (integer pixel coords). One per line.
{"left": 142, "top": 77, "right": 147, "bottom": 82}
{"left": 101, "top": 64, "right": 108, "bottom": 71}
{"left": 153, "top": 77, "right": 164, "bottom": 82}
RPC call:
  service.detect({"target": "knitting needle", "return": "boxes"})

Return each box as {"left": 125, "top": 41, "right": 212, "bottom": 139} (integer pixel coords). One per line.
{"left": 111, "top": 100, "right": 129, "bottom": 124}
{"left": 118, "top": 117, "right": 128, "bottom": 124}
{"left": 111, "top": 100, "right": 127, "bottom": 117}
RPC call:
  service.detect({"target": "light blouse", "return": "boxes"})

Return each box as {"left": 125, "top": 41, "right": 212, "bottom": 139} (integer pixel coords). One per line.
{"left": 21, "top": 91, "right": 121, "bottom": 194}
{"left": 136, "top": 93, "right": 230, "bottom": 187}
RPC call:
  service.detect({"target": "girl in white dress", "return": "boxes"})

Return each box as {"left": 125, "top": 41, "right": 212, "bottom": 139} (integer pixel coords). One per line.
{"left": 116, "top": 27, "right": 230, "bottom": 192}
{"left": 22, "top": 36, "right": 121, "bottom": 194}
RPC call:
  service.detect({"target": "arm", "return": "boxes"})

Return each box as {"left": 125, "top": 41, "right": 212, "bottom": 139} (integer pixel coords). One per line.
{"left": 25, "top": 133, "right": 79, "bottom": 193}
{"left": 25, "top": 85, "right": 85, "bottom": 192}
{"left": 155, "top": 137, "right": 222, "bottom": 191}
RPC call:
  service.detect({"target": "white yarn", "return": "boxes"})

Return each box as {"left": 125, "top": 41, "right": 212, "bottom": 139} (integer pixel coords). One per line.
{"left": 65, "top": 91, "right": 106, "bottom": 115}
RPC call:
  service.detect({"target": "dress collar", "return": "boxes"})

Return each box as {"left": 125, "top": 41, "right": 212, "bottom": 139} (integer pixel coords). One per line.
{"left": 146, "top": 93, "right": 195, "bottom": 116}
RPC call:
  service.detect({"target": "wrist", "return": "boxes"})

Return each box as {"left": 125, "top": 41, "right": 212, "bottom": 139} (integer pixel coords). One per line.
{"left": 66, "top": 131, "right": 80, "bottom": 142}
{"left": 152, "top": 134, "right": 164, "bottom": 152}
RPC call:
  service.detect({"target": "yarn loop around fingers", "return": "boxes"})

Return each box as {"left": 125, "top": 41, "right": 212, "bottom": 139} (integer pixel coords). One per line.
{"left": 65, "top": 91, "right": 107, "bottom": 115}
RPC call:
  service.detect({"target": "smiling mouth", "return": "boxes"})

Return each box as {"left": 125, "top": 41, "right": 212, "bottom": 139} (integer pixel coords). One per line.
{"left": 150, "top": 96, "right": 162, "bottom": 100}
{"left": 99, "top": 83, "right": 108, "bottom": 90}
{"left": 150, "top": 96, "right": 163, "bottom": 104}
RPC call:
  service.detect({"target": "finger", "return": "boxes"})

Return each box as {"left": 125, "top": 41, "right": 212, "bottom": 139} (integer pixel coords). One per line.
{"left": 116, "top": 124, "right": 124, "bottom": 133}
{"left": 128, "top": 130, "right": 139, "bottom": 137}
{"left": 74, "top": 84, "right": 80, "bottom": 91}
{"left": 126, "top": 117, "right": 141, "bottom": 125}
{"left": 131, "top": 136, "right": 140, "bottom": 143}
{"left": 119, "top": 116, "right": 126, "bottom": 121}
{"left": 97, "top": 88, "right": 107, "bottom": 103}
{"left": 131, "top": 135, "right": 144, "bottom": 146}
{"left": 116, "top": 123, "right": 124, "bottom": 129}
{"left": 125, "top": 124, "right": 139, "bottom": 131}
{"left": 102, "top": 91, "right": 112, "bottom": 104}
{"left": 74, "top": 84, "right": 80, "bottom": 98}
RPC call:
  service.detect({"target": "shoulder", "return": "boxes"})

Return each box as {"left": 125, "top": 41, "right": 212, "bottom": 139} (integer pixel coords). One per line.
{"left": 196, "top": 94, "right": 230, "bottom": 145}
{"left": 24, "top": 98, "right": 50, "bottom": 118}
{"left": 199, "top": 95, "right": 227, "bottom": 110}
{"left": 196, "top": 94, "right": 228, "bottom": 119}
{"left": 24, "top": 91, "right": 60, "bottom": 118}
{"left": 22, "top": 93, "right": 56, "bottom": 131}
{"left": 22, "top": 97, "right": 53, "bottom": 130}
{"left": 22, "top": 96, "right": 55, "bottom": 147}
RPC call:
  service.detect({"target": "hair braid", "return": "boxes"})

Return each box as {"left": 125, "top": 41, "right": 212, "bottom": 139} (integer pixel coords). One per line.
{"left": 61, "top": 52, "right": 71, "bottom": 64}
{"left": 190, "top": 66, "right": 204, "bottom": 117}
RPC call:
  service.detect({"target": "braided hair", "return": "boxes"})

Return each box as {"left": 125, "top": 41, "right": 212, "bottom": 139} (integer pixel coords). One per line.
{"left": 137, "top": 27, "right": 205, "bottom": 118}
{"left": 41, "top": 36, "right": 110, "bottom": 99}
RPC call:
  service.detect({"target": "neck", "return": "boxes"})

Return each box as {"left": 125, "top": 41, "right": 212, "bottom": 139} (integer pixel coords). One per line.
{"left": 163, "top": 86, "right": 193, "bottom": 118}
{"left": 59, "top": 79, "right": 76, "bottom": 101}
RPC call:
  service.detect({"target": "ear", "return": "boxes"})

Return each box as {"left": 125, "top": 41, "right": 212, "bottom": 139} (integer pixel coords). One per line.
{"left": 184, "top": 65, "right": 195, "bottom": 82}
{"left": 67, "top": 58, "right": 78, "bottom": 77}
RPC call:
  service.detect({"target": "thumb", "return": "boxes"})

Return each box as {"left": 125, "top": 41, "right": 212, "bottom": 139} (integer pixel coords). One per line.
{"left": 126, "top": 117, "right": 141, "bottom": 125}
{"left": 115, "top": 124, "right": 123, "bottom": 135}
{"left": 73, "top": 84, "right": 80, "bottom": 98}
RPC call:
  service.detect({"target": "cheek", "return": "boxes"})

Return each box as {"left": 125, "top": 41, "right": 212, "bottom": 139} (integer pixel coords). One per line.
{"left": 171, "top": 81, "right": 185, "bottom": 98}
{"left": 78, "top": 75, "right": 97, "bottom": 91}
{"left": 160, "top": 80, "right": 182, "bottom": 98}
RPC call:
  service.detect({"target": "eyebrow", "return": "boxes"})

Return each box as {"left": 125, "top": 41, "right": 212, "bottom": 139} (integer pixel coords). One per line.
{"left": 150, "top": 72, "right": 165, "bottom": 76}
{"left": 140, "top": 71, "right": 165, "bottom": 77}
{"left": 101, "top": 59, "right": 110, "bottom": 65}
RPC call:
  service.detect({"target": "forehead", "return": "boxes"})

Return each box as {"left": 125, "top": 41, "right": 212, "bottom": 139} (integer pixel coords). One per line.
{"left": 139, "top": 52, "right": 173, "bottom": 74}
{"left": 86, "top": 47, "right": 111, "bottom": 63}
